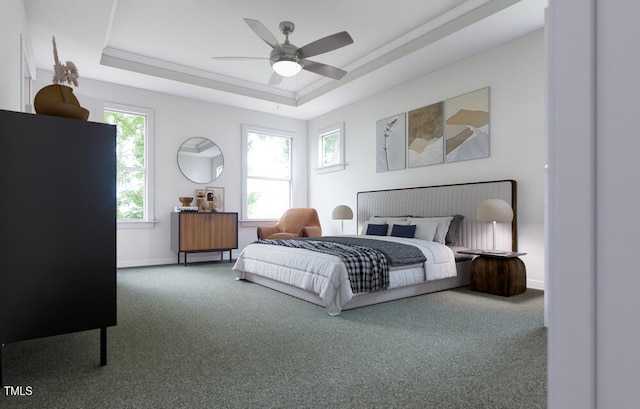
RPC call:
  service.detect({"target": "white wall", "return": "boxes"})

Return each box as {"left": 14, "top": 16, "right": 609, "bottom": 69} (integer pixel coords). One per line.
{"left": 0, "top": 0, "right": 28, "bottom": 111}
{"left": 307, "top": 30, "right": 546, "bottom": 289}
{"left": 33, "top": 72, "right": 307, "bottom": 267}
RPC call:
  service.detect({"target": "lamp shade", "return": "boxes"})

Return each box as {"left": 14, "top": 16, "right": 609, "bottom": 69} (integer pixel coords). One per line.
{"left": 476, "top": 199, "right": 513, "bottom": 222}
{"left": 332, "top": 205, "right": 353, "bottom": 220}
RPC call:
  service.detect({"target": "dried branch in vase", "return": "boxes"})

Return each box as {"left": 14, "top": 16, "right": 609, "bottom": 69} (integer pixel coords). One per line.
{"left": 51, "top": 36, "right": 79, "bottom": 87}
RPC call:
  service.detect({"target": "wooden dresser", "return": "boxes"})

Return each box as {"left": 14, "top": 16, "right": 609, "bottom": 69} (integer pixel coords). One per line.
{"left": 170, "top": 212, "right": 238, "bottom": 265}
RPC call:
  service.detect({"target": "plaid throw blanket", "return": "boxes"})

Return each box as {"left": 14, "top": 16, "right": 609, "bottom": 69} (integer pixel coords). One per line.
{"left": 256, "top": 239, "right": 389, "bottom": 293}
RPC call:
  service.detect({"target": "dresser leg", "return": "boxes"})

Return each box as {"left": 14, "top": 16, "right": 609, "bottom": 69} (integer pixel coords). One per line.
{"left": 1, "top": 343, "right": 4, "bottom": 387}
{"left": 100, "top": 328, "right": 107, "bottom": 366}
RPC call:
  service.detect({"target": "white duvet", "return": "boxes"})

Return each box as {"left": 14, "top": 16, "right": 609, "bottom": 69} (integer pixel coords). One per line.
{"left": 232, "top": 235, "right": 457, "bottom": 315}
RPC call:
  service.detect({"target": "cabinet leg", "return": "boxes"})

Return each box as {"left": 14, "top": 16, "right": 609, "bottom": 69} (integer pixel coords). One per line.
{"left": 100, "top": 327, "right": 107, "bottom": 366}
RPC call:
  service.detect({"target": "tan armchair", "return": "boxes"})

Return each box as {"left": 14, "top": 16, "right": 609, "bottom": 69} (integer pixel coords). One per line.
{"left": 257, "top": 208, "right": 322, "bottom": 240}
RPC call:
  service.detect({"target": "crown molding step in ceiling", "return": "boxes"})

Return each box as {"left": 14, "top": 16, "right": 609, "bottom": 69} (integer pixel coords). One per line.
{"left": 25, "top": 0, "right": 545, "bottom": 118}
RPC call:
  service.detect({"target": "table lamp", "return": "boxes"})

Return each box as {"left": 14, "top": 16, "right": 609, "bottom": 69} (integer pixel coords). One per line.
{"left": 331, "top": 205, "right": 353, "bottom": 235}
{"left": 476, "top": 199, "right": 513, "bottom": 252}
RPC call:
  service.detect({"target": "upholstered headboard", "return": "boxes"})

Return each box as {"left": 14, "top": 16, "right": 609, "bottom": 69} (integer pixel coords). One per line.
{"left": 356, "top": 180, "right": 517, "bottom": 251}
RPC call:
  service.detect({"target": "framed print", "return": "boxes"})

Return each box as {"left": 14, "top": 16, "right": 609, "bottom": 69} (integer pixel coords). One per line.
{"left": 376, "top": 113, "right": 406, "bottom": 172}
{"left": 408, "top": 101, "right": 444, "bottom": 168}
{"left": 444, "top": 87, "right": 490, "bottom": 163}
{"left": 205, "top": 187, "right": 224, "bottom": 212}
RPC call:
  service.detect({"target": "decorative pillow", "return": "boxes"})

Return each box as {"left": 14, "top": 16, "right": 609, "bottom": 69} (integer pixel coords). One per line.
{"left": 445, "top": 215, "right": 465, "bottom": 245}
{"left": 408, "top": 216, "right": 453, "bottom": 244}
{"left": 390, "top": 224, "right": 416, "bottom": 238}
{"left": 412, "top": 221, "right": 439, "bottom": 241}
{"left": 362, "top": 216, "right": 408, "bottom": 235}
{"left": 365, "top": 223, "right": 388, "bottom": 236}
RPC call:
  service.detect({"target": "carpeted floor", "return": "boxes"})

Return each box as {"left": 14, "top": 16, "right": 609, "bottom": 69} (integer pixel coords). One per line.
{"left": 1, "top": 263, "right": 546, "bottom": 408}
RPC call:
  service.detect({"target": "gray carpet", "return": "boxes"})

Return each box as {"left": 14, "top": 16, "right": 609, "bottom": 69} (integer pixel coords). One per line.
{"left": 1, "top": 264, "right": 546, "bottom": 408}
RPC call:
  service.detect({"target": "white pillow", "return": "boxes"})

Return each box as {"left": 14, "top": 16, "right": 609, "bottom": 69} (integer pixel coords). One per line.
{"left": 362, "top": 217, "right": 408, "bottom": 235}
{"left": 408, "top": 216, "right": 453, "bottom": 244}
{"left": 412, "top": 221, "right": 439, "bottom": 241}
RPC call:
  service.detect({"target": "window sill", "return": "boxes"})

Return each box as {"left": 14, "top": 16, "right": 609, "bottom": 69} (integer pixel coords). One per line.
{"left": 316, "top": 163, "right": 346, "bottom": 174}
{"left": 117, "top": 220, "right": 158, "bottom": 229}
{"left": 240, "top": 219, "right": 278, "bottom": 228}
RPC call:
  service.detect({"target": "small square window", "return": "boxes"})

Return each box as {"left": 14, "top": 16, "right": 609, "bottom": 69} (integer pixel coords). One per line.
{"left": 317, "top": 123, "right": 345, "bottom": 173}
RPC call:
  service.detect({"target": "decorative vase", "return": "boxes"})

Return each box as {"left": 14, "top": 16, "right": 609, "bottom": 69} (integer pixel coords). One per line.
{"left": 34, "top": 84, "right": 90, "bottom": 121}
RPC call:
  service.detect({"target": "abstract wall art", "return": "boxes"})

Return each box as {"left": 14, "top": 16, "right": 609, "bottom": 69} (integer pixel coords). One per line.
{"left": 407, "top": 102, "right": 444, "bottom": 168}
{"left": 376, "top": 113, "right": 406, "bottom": 172}
{"left": 444, "top": 87, "right": 490, "bottom": 163}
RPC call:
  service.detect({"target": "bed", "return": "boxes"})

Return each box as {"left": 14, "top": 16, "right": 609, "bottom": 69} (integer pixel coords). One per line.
{"left": 232, "top": 179, "right": 517, "bottom": 315}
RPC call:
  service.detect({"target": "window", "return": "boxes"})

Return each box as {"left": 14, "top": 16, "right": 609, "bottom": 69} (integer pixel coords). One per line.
{"left": 242, "top": 125, "right": 293, "bottom": 221}
{"left": 104, "top": 103, "right": 155, "bottom": 228}
{"left": 317, "top": 122, "right": 345, "bottom": 173}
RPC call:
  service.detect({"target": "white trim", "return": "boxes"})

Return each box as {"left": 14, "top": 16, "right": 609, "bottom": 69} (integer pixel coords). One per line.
{"left": 117, "top": 220, "right": 157, "bottom": 229}
{"left": 104, "top": 102, "right": 156, "bottom": 229}
{"left": 546, "top": 1, "right": 596, "bottom": 408}
{"left": 317, "top": 122, "right": 345, "bottom": 173}
{"left": 20, "top": 33, "right": 35, "bottom": 113}
{"left": 316, "top": 163, "right": 347, "bottom": 174}
{"left": 241, "top": 124, "right": 295, "bottom": 221}
{"left": 526, "top": 279, "right": 544, "bottom": 291}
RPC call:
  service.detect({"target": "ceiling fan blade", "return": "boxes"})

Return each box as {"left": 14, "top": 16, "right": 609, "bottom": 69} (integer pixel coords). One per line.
{"left": 296, "top": 31, "right": 353, "bottom": 59}
{"left": 302, "top": 60, "right": 347, "bottom": 80}
{"left": 267, "top": 72, "right": 283, "bottom": 86}
{"left": 243, "top": 18, "right": 285, "bottom": 54}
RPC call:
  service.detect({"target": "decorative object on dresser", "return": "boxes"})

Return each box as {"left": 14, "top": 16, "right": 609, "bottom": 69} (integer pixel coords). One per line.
{"left": 33, "top": 36, "right": 89, "bottom": 121}
{"left": 331, "top": 205, "right": 353, "bottom": 235}
{"left": 171, "top": 212, "right": 238, "bottom": 265}
{"left": 476, "top": 198, "right": 514, "bottom": 252}
{"left": 204, "top": 186, "right": 224, "bottom": 212}
{"left": 458, "top": 250, "right": 527, "bottom": 297}
{"left": 178, "top": 196, "right": 194, "bottom": 206}
{"left": 0, "top": 109, "right": 116, "bottom": 386}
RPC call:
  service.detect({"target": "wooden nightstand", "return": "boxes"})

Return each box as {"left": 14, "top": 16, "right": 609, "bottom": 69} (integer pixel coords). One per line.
{"left": 458, "top": 250, "right": 527, "bottom": 296}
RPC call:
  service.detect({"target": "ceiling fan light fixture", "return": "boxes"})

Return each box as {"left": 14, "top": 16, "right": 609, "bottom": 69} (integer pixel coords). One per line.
{"left": 272, "top": 60, "right": 302, "bottom": 77}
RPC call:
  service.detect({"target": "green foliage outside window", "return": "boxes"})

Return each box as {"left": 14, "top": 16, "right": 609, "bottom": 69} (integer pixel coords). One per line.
{"left": 105, "top": 110, "right": 146, "bottom": 220}
{"left": 245, "top": 131, "right": 292, "bottom": 219}
{"left": 322, "top": 133, "right": 338, "bottom": 166}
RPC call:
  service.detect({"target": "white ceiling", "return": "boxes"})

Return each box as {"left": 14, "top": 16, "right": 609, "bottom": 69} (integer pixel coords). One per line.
{"left": 23, "top": 0, "right": 546, "bottom": 120}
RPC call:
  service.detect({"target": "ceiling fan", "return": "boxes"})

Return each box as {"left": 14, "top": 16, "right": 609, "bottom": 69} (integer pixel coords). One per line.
{"left": 212, "top": 18, "right": 354, "bottom": 85}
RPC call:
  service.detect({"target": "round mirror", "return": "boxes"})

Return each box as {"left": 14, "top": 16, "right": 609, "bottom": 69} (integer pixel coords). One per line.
{"left": 177, "top": 137, "right": 224, "bottom": 183}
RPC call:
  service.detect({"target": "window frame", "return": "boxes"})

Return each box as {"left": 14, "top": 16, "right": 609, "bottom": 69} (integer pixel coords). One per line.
{"left": 316, "top": 122, "right": 346, "bottom": 174}
{"left": 104, "top": 102, "right": 156, "bottom": 229}
{"left": 241, "top": 124, "right": 294, "bottom": 224}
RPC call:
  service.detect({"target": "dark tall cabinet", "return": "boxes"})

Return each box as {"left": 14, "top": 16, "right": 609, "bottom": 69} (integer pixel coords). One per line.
{"left": 0, "top": 110, "right": 117, "bottom": 385}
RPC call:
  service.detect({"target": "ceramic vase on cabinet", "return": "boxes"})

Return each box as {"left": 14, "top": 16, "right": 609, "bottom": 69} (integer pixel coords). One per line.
{"left": 34, "top": 84, "right": 89, "bottom": 121}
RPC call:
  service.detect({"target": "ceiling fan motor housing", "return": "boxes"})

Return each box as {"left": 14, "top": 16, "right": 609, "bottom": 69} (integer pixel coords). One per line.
{"left": 270, "top": 43, "right": 302, "bottom": 68}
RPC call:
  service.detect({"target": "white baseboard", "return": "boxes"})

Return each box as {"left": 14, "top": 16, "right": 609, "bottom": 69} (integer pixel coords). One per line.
{"left": 117, "top": 250, "right": 241, "bottom": 269}
{"left": 527, "top": 279, "right": 545, "bottom": 291}
{"left": 117, "top": 258, "right": 176, "bottom": 268}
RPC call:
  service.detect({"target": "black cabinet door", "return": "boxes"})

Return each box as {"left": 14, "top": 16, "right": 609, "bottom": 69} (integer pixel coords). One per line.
{"left": 0, "top": 110, "right": 117, "bottom": 344}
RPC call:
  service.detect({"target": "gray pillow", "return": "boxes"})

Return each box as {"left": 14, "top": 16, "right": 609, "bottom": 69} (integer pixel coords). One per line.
{"left": 445, "top": 215, "right": 465, "bottom": 245}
